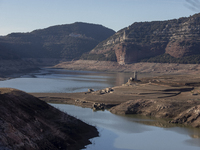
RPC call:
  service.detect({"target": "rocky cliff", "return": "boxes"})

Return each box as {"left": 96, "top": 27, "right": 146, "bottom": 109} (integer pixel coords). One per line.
{"left": 0, "top": 88, "right": 98, "bottom": 150}
{"left": 85, "top": 13, "right": 200, "bottom": 64}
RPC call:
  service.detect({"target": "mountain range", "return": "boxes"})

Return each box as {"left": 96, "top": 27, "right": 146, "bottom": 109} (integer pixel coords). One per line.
{"left": 1, "top": 13, "right": 200, "bottom": 75}
{"left": 0, "top": 22, "right": 115, "bottom": 60}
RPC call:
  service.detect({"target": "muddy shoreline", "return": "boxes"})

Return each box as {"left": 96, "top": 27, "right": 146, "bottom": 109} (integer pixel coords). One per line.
{"left": 54, "top": 60, "right": 200, "bottom": 75}
{"left": 31, "top": 74, "right": 200, "bottom": 128}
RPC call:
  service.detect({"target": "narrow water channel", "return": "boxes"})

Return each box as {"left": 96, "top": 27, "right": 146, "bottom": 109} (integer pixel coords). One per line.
{"left": 51, "top": 104, "right": 200, "bottom": 150}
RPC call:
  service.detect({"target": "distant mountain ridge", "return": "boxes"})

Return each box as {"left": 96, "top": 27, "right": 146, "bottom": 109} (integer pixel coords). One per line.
{"left": 0, "top": 22, "right": 115, "bottom": 60}
{"left": 82, "top": 13, "right": 200, "bottom": 64}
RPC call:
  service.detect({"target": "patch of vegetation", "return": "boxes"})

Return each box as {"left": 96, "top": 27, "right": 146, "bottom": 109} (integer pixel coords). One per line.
{"left": 81, "top": 50, "right": 117, "bottom": 61}
{"left": 0, "top": 46, "right": 20, "bottom": 60}
{"left": 140, "top": 54, "right": 200, "bottom": 64}
{"left": 0, "top": 22, "right": 115, "bottom": 60}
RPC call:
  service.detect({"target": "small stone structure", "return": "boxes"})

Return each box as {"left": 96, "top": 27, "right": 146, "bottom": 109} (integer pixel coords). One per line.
{"left": 88, "top": 89, "right": 94, "bottom": 93}
{"left": 92, "top": 103, "right": 106, "bottom": 111}
{"left": 98, "top": 87, "right": 113, "bottom": 95}
{"left": 128, "top": 72, "right": 138, "bottom": 82}
{"left": 87, "top": 88, "right": 114, "bottom": 95}
{"left": 124, "top": 72, "right": 140, "bottom": 86}
{"left": 134, "top": 71, "right": 137, "bottom": 81}
{"left": 75, "top": 99, "right": 87, "bottom": 103}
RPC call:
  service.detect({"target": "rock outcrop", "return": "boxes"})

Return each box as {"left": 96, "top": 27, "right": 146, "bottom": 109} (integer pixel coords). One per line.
{"left": 109, "top": 99, "right": 200, "bottom": 128}
{"left": 86, "top": 13, "right": 200, "bottom": 64}
{"left": 0, "top": 88, "right": 98, "bottom": 150}
{"left": 170, "top": 105, "right": 200, "bottom": 128}
{"left": 109, "top": 99, "right": 175, "bottom": 117}
{"left": 92, "top": 103, "right": 106, "bottom": 111}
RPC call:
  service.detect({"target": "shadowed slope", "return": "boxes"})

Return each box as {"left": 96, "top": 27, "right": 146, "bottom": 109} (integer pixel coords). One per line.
{"left": 0, "top": 88, "right": 98, "bottom": 150}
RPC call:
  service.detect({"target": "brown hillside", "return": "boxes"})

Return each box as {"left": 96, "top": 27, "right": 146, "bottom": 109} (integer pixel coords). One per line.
{"left": 0, "top": 88, "right": 98, "bottom": 150}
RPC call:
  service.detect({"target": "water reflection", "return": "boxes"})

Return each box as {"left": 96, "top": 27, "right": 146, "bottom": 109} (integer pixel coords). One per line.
{"left": 52, "top": 104, "right": 200, "bottom": 150}
{"left": 1, "top": 68, "right": 200, "bottom": 149}
{"left": 0, "top": 68, "right": 142, "bottom": 93}
{"left": 86, "top": 128, "right": 131, "bottom": 150}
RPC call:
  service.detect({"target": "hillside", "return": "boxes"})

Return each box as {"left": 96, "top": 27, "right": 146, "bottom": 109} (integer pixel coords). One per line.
{"left": 82, "top": 13, "right": 200, "bottom": 64}
{"left": 0, "top": 88, "right": 98, "bottom": 150}
{"left": 0, "top": 22, "right": 115, "bottom": 61}
{"left": 0, "top": 45, "right": 38, "bottom": 77}
{"left": 0, "top": 45, "right": 20, "bottom": 60}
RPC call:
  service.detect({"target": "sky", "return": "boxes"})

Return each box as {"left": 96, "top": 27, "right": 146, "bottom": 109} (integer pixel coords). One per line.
{"left": 0, "top": 0, "right": 199, "bottom": 35}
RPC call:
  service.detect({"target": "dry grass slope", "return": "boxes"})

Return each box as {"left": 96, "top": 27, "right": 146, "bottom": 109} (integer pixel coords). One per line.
{"left": 0, "top": 88, "right": 98, "bottom": 150}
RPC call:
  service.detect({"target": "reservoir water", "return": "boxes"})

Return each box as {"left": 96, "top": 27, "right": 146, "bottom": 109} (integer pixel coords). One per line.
{"left": 0, "top": 68, "right": 200, "bottom": 150}
{"left": 51, "top": 104, "right": 200, "bottom": 150}
{"left": 0, "top": 68, "right": 134, "bottom": 93}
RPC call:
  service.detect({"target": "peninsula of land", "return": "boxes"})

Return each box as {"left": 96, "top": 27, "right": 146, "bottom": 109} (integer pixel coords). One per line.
{"left": 32, "top": 73, "right": 200, "bottom": 128}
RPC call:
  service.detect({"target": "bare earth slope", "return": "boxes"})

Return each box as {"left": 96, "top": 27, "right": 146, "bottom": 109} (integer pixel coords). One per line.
{"left": 54, "top": 60, "right": 200, "bottom": 75}
{"left": 0, "top": 88, "right": 98, "bottom": 150}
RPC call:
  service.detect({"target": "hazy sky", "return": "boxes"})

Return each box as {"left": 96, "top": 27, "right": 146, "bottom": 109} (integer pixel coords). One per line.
{"left": 0, "top": 0, "right": 198, "bottom": 35}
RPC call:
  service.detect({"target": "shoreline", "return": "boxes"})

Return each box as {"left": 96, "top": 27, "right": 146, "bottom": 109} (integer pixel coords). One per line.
{"left": 2, "top": 60, "right": 200, "bottom": 80}
{"left": 53, "top": 60, "right": 200, "bottom": 75}
{"left": 2, "top": 60, "right": 200, "bottom": 128}
{"left": 31, "top": 73, "right": 200, "bottom": 128}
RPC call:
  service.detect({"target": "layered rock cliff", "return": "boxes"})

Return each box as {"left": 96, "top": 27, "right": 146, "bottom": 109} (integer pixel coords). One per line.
{"left": 85, "top": 13, "right": 200, "bottom": 64}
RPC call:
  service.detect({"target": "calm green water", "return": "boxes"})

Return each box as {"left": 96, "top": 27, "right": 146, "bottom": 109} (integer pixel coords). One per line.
{"left": 0, "top": 68, "right": 200, "bottom": 150}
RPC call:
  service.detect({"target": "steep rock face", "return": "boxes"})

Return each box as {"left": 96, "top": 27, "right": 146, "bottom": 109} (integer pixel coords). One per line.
{"left": 114, "top": 43, "right": 165, "bottom": 64}
{"left": 87, "top": 13, "right": 200, "bottom": 64}
{"left": 0, "top": 88, "right": 98, "bottom": 150}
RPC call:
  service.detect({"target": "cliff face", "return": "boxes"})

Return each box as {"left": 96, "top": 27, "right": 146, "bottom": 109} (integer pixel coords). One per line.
{"left": 0, "top": 88, "right": 98, "bottom": 150}
{"left": 87, "top": 13, "right": 200, "bottom": 64}
{"left": 113, "top": 43, "right": 165, "bottom": 64}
